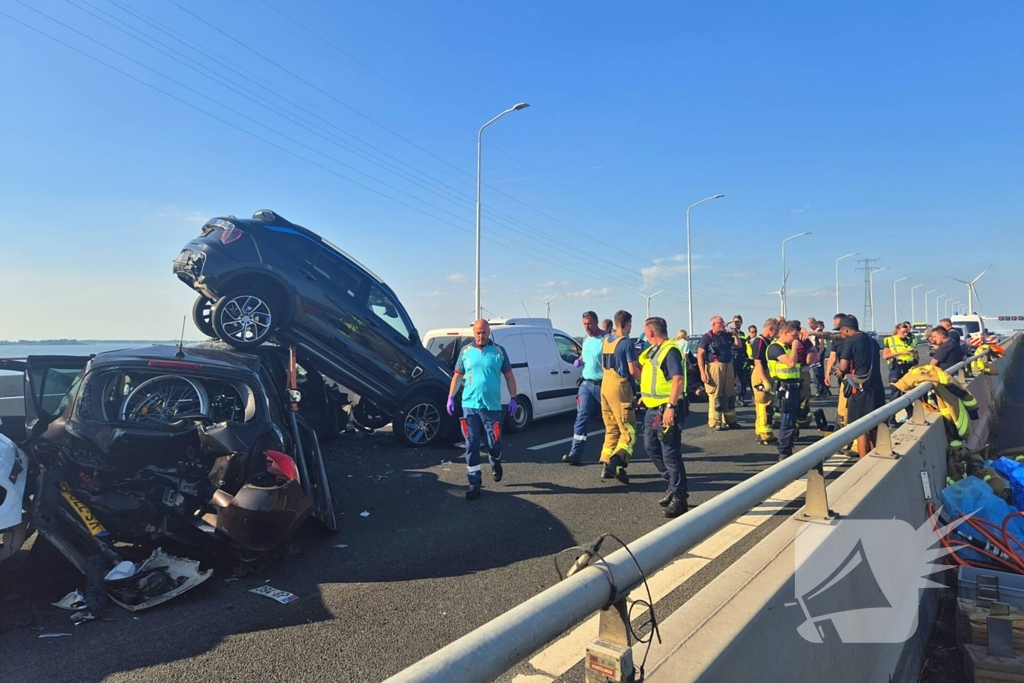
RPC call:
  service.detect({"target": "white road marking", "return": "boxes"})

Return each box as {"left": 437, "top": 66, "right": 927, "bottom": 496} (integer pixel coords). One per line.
{"left": 527, "top": 430, "right": 605, "bottom": 451}
{"left": 511, "top": 453, "right": 852, "bottom": 682}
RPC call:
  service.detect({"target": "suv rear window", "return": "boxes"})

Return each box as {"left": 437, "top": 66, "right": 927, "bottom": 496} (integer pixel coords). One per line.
{"left": 313, "top": 248, "right": 363, "bottom": 300}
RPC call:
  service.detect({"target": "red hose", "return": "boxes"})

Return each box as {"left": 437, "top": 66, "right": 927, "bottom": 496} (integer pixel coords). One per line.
{"left": 925, "top": 502, "right": 1024, "bottom": 573}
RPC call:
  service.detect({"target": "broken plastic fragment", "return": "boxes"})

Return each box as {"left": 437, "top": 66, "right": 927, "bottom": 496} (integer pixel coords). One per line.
{"left": 104, "top": 560, "right": 137, "bottom": 582}
{"left": 38, "top": 633, "right": 73, "bottom": 638}
{"left": 249, "top": 585, "right": 298, "bottom": 604}
{"left": 360, "top": 511, "right": 370, "bottom": 517}
{"left": 334, "top": 543, "right": 348, "bottom": 549}
{"left": 51, "top": 590, "right": 87, "bottom": 611}
{"left": 70, "top": 612, "right": 95, "bottom": 626}
{"left": 107, "top": 548, "right": 213, "bottom": 612}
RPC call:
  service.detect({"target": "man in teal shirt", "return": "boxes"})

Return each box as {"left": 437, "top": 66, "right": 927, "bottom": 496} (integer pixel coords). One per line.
{"left": 446, "top": 319, "right": 518, "bottom": 500}
{"left": 563, "top": 311, "right": 605, "bottom": 466}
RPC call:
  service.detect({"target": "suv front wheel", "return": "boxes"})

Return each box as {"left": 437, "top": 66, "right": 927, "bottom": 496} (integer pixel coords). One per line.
{"left": 393, "top": 394, "right": 445, "bottom": 448}
{"left": 212, "top": 290, "right": 280, "bottom": 350}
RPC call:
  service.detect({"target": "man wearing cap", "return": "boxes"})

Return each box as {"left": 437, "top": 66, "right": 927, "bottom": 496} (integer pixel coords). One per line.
{"left": 563, "top": 311, "right": 605, "bottom": 466}
{"left": 446, "top": 319, "right": 518, "bottom": 500}
{"left": 698, "top": 316, "right": 739, "bottom": 430}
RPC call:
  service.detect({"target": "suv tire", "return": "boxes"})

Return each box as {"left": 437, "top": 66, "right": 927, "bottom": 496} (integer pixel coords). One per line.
{"left": 212, "top": 289, "right": 281, "bottom": 350}
{"left": 506, "top": 395, "right": 532, "bottom": 433}
{"left": 352, "top": 399, "right": 391, "bottom": 430}
{"left": 192, "top": 296, "right": 217, "bottom": 338}
{"left": 393, "top": 394, "right": 445, "bottom": 448}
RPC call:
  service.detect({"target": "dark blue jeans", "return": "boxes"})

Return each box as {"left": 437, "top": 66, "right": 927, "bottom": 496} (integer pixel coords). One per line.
{"left": 460, "top": 408, "right": 504, "bottom": 488}
{"left": 644, "top": 407, "right": 688, "bottom": 497}
{"left": 776, "top": 381, "right": 802, "bottom": 456}
{"left": 568, "top": 380, "right": 601, "bottom": 460}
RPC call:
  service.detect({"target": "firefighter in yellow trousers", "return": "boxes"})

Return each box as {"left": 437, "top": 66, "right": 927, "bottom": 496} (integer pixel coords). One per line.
{"left": 749, "top": 319, "right": 779, "bottom": 445}
{"left": 599, "top": 310, "right": 640, "bottom": 484}
{"left": 697, "top": 316, "right": 741, "bottom": 430}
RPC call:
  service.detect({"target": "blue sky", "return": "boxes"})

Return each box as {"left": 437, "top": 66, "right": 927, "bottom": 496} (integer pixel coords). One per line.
{"left": 2, "top": 0, "right": 1021, "bottom": 341}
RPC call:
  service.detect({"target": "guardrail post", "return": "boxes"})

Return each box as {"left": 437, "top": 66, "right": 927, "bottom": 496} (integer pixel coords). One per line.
{"left": 871, "top": 422, "right": 894, "bottom": 458}
{"left": 585, "top": 598, "right": 635, "bottom": 682}
{"left": 800, "top": 463, "right": 834, "bottom": 521}
{"left": 910, "top": 397, "right": 928, "bottom": 425}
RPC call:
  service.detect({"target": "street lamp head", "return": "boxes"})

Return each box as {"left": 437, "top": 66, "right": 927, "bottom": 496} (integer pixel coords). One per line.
{"left": 512, "top": 102, "right": 530, "bottom": 111}
{"left": 712, "top": 194, "right": 724, "bottom": 199}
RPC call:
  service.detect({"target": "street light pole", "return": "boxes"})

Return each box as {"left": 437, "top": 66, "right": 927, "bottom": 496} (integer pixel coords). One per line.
{"left": 936, "top": 295, "right": 947, "bottom": 323}
{"left": 892, "top": 277, "right": 909, "bottom": 327}
{"left": 910, "top": 284, "right": 922, "bottom": 325}
{"left": 835, "top": 252, "right": 858, "bottom": 315}
{"left": 637, "top": 290, "right": 665, "bottom": 319}
{"left": 869, "top": 267, "right": 887, "bottom": 332}
{"left": 781, "top": 232, "right": 812, "bottom": 318}
{"left": 685, "top": 194, "right": 725, "bottom": 332}
{"left": 924, "top": 290, "right": 936, "bottom": 325}
{"left": 475, "top": 103, "right": 530, "bottom": 319}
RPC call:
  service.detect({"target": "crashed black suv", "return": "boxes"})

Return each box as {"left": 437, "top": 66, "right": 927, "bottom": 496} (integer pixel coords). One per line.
{"left": 173, "top": 210, "right": 453, "bottom": 447}
{"left": 0, "top": 345, "right": 338, "bottom": 604}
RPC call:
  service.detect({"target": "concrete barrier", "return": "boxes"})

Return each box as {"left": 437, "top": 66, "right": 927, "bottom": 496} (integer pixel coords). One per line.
{"left": 644, "top": 338, "right": 1020, "bottom": 683}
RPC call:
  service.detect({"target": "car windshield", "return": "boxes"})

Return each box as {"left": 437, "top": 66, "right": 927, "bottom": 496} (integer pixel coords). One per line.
{"left": 427, "top": 336, "right": 470, "bottom": 367}
{"left": 959, "top": 321, "right": 981, "bottom": 334}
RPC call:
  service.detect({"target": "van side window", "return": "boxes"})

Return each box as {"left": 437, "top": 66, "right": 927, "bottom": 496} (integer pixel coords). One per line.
{"left": 554, "top": 334, "right": 580, "bottom": 364}
{"left": 314, "top": 248, "right": 364, "bottom": 301}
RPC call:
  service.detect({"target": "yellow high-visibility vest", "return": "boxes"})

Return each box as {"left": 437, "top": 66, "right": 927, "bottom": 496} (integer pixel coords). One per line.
{"left": 884, "top": 335, "right": 916, "bottom": 363}
{"left": 639, "top": 342, "right": 685, "bottom": 408}
{"left": 767, "top": 341, "right": 801, "bottom": 381}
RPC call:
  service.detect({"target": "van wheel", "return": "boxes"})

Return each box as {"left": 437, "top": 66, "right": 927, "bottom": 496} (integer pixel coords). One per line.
{"left": 212, "top": 289, "right": 280, "bottom": 350}
{"left": 352, "top": 399, "right": 391, "bottom": 430}
{"left": 192, "top": 296, "right": 217, "bottom": 338}
{"left": 394, "top": 395, "right": 445, "bottom": 447}
{"left": 506, "top": 395, "right": 532, "bottom": 433}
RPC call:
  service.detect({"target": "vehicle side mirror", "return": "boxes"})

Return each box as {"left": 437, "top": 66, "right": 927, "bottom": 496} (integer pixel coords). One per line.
{"left": 409, "top": 330, "right": 421, "bottom": 345}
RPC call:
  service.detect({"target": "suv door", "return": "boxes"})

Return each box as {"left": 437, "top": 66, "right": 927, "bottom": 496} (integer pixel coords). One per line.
{"left": 0, "top": 357, "right": 90, "bottom": 439}
{"left": 360, "top": 283, "right": 423, "bottom": 398}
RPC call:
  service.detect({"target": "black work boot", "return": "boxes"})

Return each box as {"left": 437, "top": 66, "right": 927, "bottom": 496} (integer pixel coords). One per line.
{"left": 664, "top": 494, "right": 688, "bottom": 518}
{"left": 658, "top": 485, "right": 674, "bottom": 507}
{"left": 562, "top": 454, "right": 581, "bottom": 466}
{"left": 608, "top": 454, "right": 630, "bottom": 485}
{"left": 491, "top": 461, "right": 503, "bottom": 482}
{"left": 466, "top": 487, "right": 481, "bottom": 500}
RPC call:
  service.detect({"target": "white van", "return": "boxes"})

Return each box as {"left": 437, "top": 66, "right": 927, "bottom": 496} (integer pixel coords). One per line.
{"left": 951, "top": 313, "right": 985, "bottom": 340}
{"left": 423, "top": 320, "right": 582, "bottom": 432}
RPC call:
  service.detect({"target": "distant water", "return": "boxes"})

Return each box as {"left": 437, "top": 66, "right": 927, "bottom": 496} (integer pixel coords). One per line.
{"left": 0, "top": 342, "right": 177, "bottom": 371}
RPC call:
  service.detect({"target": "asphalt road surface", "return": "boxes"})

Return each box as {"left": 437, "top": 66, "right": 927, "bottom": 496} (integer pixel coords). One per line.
{"left": 0, "top": 391, "right": 850, "bottom": 683}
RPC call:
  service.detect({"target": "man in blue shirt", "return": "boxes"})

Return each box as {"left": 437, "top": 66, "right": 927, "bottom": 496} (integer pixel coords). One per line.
{"left": 446, "top": 319, "right": 518, "bottom": 500}
{"left": 563, "top": 311, "right": 605, "bottom": 466}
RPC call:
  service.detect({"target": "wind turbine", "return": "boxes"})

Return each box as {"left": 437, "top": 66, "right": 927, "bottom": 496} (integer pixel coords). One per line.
{"left": 775, "top": 270, "right": 791, "bottom": 317}
{"left": 536, "top": 294, "right": 558, "bottom": 319}
{"left": 636, "top": 290, "right": 665, "bottom": 318}
{"left": 949, "top": 265, "right": 991, "bottom": 314}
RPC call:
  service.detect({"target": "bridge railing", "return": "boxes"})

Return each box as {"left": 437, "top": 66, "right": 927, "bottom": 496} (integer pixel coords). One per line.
{"left": 384, "top": 340, "right": 1014, "bottom": 683}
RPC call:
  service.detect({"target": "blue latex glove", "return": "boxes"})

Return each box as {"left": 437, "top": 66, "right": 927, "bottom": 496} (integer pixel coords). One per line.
{"left": 508, "top": 397, "right": 518, "bottom": 416}
{"left": 573, "top": 358, "right": 583, "bottom": 368}
{"left": 446, "top": 396, "right": 456, "bottom": 415}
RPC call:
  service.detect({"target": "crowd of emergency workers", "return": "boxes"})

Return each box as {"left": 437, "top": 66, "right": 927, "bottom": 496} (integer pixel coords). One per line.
{"left": 443, "top": 311, "right": 969, "bottom": 517}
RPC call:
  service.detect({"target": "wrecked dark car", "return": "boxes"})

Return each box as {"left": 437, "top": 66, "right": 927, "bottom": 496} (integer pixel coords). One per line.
{"left": 173, "top": 209, "right": 455, "bottom": 447}
{"left": 0, "top": 344, "right": 338, "bottom": 608}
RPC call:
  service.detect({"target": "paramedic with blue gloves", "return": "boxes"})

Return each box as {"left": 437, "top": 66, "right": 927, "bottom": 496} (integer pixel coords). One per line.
{"left": 563, "top": 311, "right": 605, "bottom": 466}
{"left": 446, "top": 319, "right": 518, "bottom": 500}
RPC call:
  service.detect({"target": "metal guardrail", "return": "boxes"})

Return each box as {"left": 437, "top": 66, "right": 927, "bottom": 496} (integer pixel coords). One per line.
{"left": 385, "top": 340, "right": 1015, "bottom": 683}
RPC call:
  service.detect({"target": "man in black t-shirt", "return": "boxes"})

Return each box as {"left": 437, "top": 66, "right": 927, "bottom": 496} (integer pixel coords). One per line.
{"left": 938, "top": 318, "right": 962, "bottom": 348}
{"left": 930, "top": 326, "right": 965, "bottom": 370}
{"left": 838, "top": 316, "right": 885, "bottom": 458}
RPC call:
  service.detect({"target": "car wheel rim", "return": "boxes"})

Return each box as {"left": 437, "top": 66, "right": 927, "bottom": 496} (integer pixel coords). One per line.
{"left": 404, "top": 402, "right": 440, "bottom": 443}
{"left": 513, "top": 403, "right": 528, "bottom": 428}
{"left": 220, "top": 295, "right": 272, "bottom": 343}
